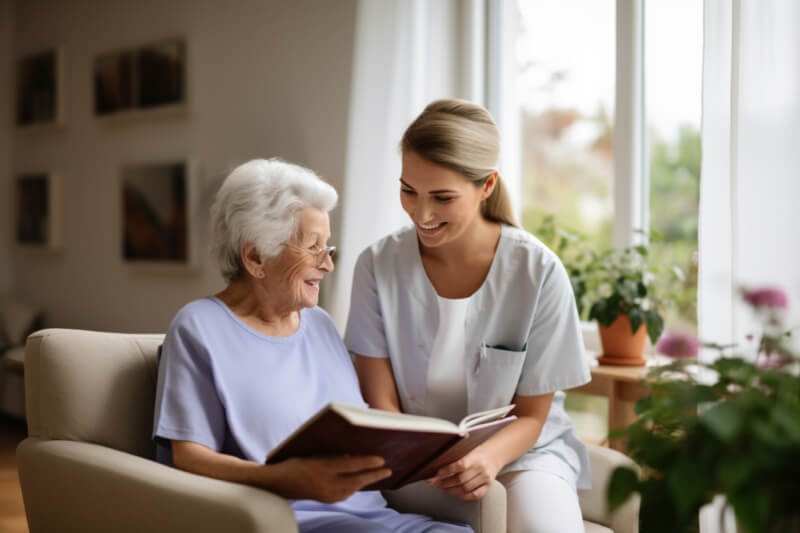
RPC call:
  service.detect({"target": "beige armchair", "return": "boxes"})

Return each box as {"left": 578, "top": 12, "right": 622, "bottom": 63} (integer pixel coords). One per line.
{"left": 17, "top": 329, "right": 637, "bottom": 532}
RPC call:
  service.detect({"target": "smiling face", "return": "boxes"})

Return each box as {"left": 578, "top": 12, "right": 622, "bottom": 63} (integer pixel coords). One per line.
{"left": 400, "top": 150, "right": 495, "bottom": 250}
{"left": 266, "top": 207, "right": 333, "bottom": 310}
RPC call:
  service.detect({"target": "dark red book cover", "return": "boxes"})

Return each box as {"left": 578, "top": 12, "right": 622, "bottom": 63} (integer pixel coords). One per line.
{"left": 265, "top": 404, "right": 515, "bottom": 490}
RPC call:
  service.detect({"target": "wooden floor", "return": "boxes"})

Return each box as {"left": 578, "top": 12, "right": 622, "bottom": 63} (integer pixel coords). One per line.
{"left": 0, "top": 416, "right": 29, "bottom": 533}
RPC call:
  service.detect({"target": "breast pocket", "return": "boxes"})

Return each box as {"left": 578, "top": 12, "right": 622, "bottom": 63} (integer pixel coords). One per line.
{"left": 467, "top": 344, "right": 527, "bottom": 413}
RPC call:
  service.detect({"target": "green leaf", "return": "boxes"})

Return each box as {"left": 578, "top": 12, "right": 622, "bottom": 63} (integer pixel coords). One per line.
{"left": 773, "top": 404, "right": 800, "bottom": 443}
{"left": 728, "top": 485, "right": 770, "bottom": 533}
{"left": 628, "top": 308, "right": 644, "bottom": 334}
{"left": 751, "top": 418, "right": 786, "bottom": 448}
{"left": 637, "top": 280, "right": 647, "bottom": 297}
{"left": 590, "top": 298, "right": 620, "bottom": 327}
{"left": 607, "top": 467, "right": 639, "bottom": 512}
{"left": 645, "top": 309, "right": 664, "bottom": 345}
{"left": 588, "top": 301, "right": 605, "bottom": 323}
{"left": 701, "top": 403, "right": 744, "bottom": 442}
{"left": 688, "top": 384, "right": 719, "bottom": 405}
{"left": 718, "top": 457, "right": 755, "bottom": 493}
{"left": 665, "top": 454, "right": 709, "bottom": 518}
{"left": 638, "top": 478, "right": 688, "bottom": 533}
{"left": 713, "top": 358, "right": 756, "bottom": 384}
{"left": 634, "top": 396, "right": 652, "bottom": 415}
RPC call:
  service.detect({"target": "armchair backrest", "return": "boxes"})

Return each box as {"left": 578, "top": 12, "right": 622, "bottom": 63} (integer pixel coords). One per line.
{"left": 24, "top": 329, "right": 164, "bottom": 459}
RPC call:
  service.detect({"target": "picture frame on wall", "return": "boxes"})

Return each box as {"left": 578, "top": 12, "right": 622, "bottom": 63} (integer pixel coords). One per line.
{"left": 15, "top": 173, "right": 61, "bottom": 249}
{"left": 95, "top": 38, "right": 186, "bottom": 117}
{"left": 121, "top": 160, "right": 196, "bottom": 267}
{"left": 16, "top": 47, "right": 64, "bottom": 127}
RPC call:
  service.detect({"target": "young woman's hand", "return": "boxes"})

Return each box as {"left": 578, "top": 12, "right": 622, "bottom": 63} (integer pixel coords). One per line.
{"left": 425, "top": 446, "right": 502, "bottom": 500}
{"left": 268, "top": 455, "right": 391, "bottom": 503}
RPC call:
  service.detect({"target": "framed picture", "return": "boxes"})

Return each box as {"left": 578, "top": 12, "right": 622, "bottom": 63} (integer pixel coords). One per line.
{"left": 16, "top": 48, "right": 63, "bottom": 127}
{"left": 15, "top": 173, "right": 61, "bottom": 249}
{"left": 121, "top": 160, "right": 196, "bottom": 266}
{"left": 95, "top": 38, "right": 186, "bottom": 117}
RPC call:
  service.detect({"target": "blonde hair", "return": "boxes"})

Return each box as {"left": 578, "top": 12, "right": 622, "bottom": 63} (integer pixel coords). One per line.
{"left": 401, "top": 99, "right": 518, "bottom": 227}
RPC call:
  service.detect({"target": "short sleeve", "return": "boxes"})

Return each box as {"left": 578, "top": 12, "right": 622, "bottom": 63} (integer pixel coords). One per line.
{"left": 152, "top": 318, "right": 226, "bottom": 452}
{"left": 344, "top": 249, "right": 389, "bottom": 358}
{"left": 516, "top": 259, "right": 591, "bottom": 396}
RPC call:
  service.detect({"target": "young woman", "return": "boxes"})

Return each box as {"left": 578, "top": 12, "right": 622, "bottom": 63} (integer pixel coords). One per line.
{"left": 345, "top": 100, "right": 592, "bottom": 532}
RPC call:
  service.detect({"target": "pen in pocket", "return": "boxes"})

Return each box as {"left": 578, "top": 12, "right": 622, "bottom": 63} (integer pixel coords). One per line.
{"left": 474, "top": 343, "right": 488, "bottom": 375}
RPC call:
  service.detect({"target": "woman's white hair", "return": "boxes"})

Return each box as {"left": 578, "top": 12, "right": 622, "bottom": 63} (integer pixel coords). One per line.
{"left": 210, "top": 158, "right": 338, "bottom": 281}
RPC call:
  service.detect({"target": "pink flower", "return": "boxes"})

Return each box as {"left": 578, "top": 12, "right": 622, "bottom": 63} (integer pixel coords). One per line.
{"left": 656, "top": 331, "right": 700, "bottom": 359}
{"left": 756, "top": 356, "right": 783, "bottom": 369}
{"left": 743, "top": 287, "right": 788, "bottom": 309}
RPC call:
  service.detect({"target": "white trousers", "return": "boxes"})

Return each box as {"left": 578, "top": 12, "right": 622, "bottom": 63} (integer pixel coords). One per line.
{"left": 497, "top": 470, "right": 585, "bottom": 533}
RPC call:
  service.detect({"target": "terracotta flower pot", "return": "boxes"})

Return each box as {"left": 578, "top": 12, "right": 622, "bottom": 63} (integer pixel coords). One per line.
{"left": 596, "top": 314, "right": 648, "bottom": 366}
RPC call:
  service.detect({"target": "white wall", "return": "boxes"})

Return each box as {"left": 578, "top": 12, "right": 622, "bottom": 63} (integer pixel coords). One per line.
{"left": 0, "top": 0, "right": 13, "bottom": 294}
{"left": 9, "top": 0, "right": 357, "bottom": 332}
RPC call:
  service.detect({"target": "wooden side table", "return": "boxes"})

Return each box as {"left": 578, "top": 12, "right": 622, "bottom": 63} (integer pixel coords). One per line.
{"left": 571, "top": 362, "right": 649, "bottom": 452}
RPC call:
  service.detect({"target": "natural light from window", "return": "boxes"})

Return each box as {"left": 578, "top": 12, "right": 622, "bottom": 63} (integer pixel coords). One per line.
{"left": 511, "top": 0, "right": 702, "bottom": 442}
{"left": 516, "top": 0, "right": 616, "bottom": 251}
{"left": 646, "top": 0, "right": 702, "bottom": 334}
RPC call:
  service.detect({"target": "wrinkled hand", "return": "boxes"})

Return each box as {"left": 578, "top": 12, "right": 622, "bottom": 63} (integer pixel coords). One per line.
{"left": 270, "top": 455, "right": 391, "bottom": 503}
{"left": 426, "top": 447, "right": 501, "bottom": 500}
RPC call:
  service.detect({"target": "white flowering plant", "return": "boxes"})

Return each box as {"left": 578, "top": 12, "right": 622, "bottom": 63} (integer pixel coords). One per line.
{"left": 535, "top": 217, "right": 668, "bottom": 344}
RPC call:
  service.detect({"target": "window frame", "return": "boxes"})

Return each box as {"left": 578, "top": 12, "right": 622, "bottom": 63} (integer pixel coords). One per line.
{"left": 487, "top": 0, "right": 649, "bottom": 249}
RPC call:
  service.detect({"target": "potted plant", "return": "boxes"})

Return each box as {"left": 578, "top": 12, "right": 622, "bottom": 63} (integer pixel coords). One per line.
{"left": 535, "top": 217, "right": 668, "bottom": 366}
{"left": 606, "top": 287, "right": 800, "bottom": 532}
{"left": 579, "top": 240, "right": 667, "bottom": 365}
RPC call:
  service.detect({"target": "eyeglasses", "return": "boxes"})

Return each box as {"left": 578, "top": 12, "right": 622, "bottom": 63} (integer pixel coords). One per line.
{"left": 309, "top": 245, "right": 336, "bottom": 267}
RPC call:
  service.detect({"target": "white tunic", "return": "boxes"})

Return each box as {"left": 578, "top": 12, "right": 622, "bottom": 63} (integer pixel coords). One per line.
{"left": 426, "top": 295, "right": 471, "bottom": 423}
{"left": 344, "top": 224, "right": 593, "bottom": 489}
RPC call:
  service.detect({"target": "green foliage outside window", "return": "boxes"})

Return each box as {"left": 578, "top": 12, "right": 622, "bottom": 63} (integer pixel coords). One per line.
{"left": 521, "top": 110, "right": 700, "bottom": 333}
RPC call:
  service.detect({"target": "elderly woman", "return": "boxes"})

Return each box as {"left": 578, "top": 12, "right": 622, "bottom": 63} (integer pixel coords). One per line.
{"left": 152, "top": 159, "right": 471, "bottom": 533}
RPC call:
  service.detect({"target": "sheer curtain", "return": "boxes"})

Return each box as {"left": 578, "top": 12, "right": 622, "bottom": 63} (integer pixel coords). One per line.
{"left": 326, "top": 0, "right": 484, "bottom": 331}
{"left": 699, "top": 1, "right": 800, "bottom": 528}
{"left": 699, "top": 0, "right": 800, "bottom": 356}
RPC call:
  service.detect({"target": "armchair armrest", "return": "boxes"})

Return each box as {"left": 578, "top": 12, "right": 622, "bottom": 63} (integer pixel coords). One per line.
{"left": 17, "top": 438, "right": 297, "bottom": 533}
{"left": 382, "top": 480, "right": 506, "bottom": 533}
{"left": 579, "top": 444, "right": 640, "bottom": 533}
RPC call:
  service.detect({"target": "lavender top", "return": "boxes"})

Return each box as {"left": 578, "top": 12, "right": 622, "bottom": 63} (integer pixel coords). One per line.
{"left": 152, "top": 296, "right": 386, "bottom": 514}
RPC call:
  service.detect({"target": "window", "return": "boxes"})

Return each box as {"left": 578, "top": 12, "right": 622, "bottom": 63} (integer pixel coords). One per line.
{"left": 493, "top": 0, "right": 703, "bottom": 441}
{"left": 645, "top": 0, "right": 702, "bottom": 332}
{"left": 495, "top": 0, "right": 701, "bottom": 332}
{"left": 514, "top": 0, "right": 616, "bottom": 252}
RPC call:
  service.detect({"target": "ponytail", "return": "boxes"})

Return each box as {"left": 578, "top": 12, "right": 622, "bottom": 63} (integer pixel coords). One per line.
{"left": 482, "top": 175, "right": 518, "bottom": 227}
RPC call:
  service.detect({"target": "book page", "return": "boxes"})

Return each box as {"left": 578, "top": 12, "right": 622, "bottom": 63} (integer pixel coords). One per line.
{"left": 333, "top": 403, "right": 461, "bottom": 434}
{"left": 403, "top": 415, "right": 517, "bottom": 484}
{"left": 458, "top": 404, "right": 516, "bottom": 431}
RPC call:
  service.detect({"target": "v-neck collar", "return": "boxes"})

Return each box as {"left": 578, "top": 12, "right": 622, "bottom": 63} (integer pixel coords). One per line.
{"left": 402, "top": 224, "right": 508, "bottom": 312}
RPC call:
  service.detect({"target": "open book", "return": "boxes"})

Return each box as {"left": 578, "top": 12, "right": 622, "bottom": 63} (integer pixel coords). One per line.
{"left": 265, "top": 402, "right": 516, "bottom": 490}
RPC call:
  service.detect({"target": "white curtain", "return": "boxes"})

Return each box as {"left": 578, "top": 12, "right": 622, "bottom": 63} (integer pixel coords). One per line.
{"left": 326, "top": 0, "right": 482, "bottom": 331}
{"left": 699, "top": 1, "right": 800, "bottom": 528}
{"left": 699, "top": 0, "right": 800, "bottom": 354}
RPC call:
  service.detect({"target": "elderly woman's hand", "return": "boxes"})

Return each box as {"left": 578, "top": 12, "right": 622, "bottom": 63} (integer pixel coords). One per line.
{"left": 268, "top": 455, "right": 391, "bottom": 503}
{"left": 172, "top": 440, "right": 390, "bottom": 503}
